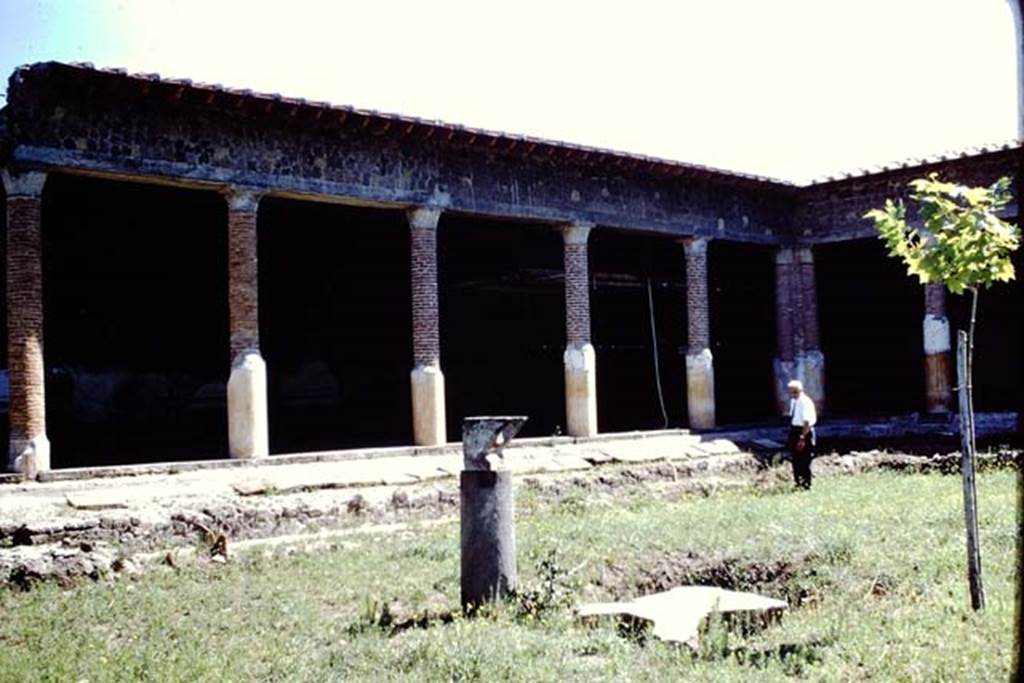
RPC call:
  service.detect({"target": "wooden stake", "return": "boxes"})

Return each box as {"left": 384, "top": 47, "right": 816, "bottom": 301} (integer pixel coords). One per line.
{"left": 957, "top": 330, "right": 985, "bottom": 610}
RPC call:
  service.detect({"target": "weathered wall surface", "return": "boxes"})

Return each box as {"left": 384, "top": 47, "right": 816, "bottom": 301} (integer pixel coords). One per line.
{"left": 1, "top": 63, "right": 794, "bottom": 243}
{"left": 795, "top": 149, "right": 1022, "bottom": 243}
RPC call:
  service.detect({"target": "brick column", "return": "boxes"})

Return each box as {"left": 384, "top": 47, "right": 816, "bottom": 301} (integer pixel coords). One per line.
{"left": 2, "top": 170, "right": 49, "bottom": 477}
{"left": 923, "top": 283, "right": 953, "bottom": 412}
{"left": 795, "top": 247, "right": 825, "bottom": 415}
{"left": 562, "top": 222, "right": 597, "bottom": 437}
{"left": 225, "top": 188, "right": 269, "bottom": 459}
{"left": 773, "top": 246, "right": 825, "bottom": 416}
{"left": 408, "top": 207, "right": 446, "bottom": 446}
{"left": 682, "top": 237, "right": 715, "bottom": 429}
{"left": 772, "top": 247, "right": 798, "bottom": 416}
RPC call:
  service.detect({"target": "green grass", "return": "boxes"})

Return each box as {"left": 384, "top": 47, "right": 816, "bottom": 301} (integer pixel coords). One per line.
{"left": 0, "top": 470, "right": 1017, "bottom": 681}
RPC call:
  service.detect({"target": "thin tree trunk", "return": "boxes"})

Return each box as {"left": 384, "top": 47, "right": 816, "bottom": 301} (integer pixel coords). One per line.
{"left": 957, "top": 325, "right": 985, "bottom": 610}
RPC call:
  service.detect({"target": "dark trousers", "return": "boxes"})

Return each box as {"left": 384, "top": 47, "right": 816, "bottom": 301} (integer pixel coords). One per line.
{"left": 788, "top": 426, "right": 815, "bottom": 489}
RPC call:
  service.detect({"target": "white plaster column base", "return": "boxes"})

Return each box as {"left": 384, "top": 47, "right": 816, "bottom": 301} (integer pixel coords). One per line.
{"left": 8, "top": 433, "right": 50, "bottom": 479}
{"left": 411, "top": 365, "right": 447, "bottom": 446}
{"left": 564, "top": 343, "right": 598, "bottom": 437}
{"left": 773, "top": 352, "right": 825, "bottom": 416}
{"left": 772, "top": 358, "right": 797, "bottom": 417}
{"left": 923, "top": 314, "right": 952, "bottom": 413}
{"left": 685, "top": 348, "right": 716, "bottom": 430}
{"left": 227, "top": 351, "right": 269, "bottom": 459}
{"left": 923, "top": 314, "right": 951, "bottom": 355}
{"left": 797, "top": 350, "right": 826, "bottom": 416}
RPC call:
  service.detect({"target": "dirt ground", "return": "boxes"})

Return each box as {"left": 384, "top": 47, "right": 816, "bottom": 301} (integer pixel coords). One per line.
{"left": 1, "top": 435, "right": 1019, "bottom": 590}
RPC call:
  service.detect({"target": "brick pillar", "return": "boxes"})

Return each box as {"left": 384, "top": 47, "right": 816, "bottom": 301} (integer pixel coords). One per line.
{"left": 562, "top": 222, "right": 597, "bottom": 437}
{"left": 225, "top": 188, "right": 269, "bottom": 459}
{"left": 2, "top": 170, "right": 49, "bottom": 477}
{"left": 772, "top": 247, "right": 797, "bottom": 416}
{"left": 773, "top": 246, "right": 826, "bottom": 416}
{"left": 795, "top": 247, "right": 825, "bottom": 415}
{"left": 923, "top": 283, "right": 953, "bottom": 412}
{"left": 682, "top": 237, "right": 715, "bottom": 429}
{"left": 408, "top": 207, "right": 446, "bottom": 446}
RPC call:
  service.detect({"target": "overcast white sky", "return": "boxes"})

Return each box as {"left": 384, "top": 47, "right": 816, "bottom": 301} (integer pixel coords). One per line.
{"left": 0, "top": 0, "right": 1020, "bottom": 183}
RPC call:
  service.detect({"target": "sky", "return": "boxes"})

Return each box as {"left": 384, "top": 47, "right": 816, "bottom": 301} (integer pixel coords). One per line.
{"left": 0, "top": 0, "right": 1020, "bottom": 183}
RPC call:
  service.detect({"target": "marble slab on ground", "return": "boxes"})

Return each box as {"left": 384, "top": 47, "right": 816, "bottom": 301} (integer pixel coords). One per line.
{"left": 685, "top": 439, "right": 743, "bottom": 456}
{"left": 65, "top": 489, "right": 131, "bottom": 510}
{"left": 579, "top": 586, "right": 787, "bottom": 649}
{"left": 231, "top": 461, "right": 414, "bottom": 495}
{"left": 591, "top": 436, "right": 739, "bottom": 464}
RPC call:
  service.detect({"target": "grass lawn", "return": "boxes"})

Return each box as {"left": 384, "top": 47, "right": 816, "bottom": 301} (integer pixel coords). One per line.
{"left": 0, "top": 468, "right": 1017, "bottom": 681}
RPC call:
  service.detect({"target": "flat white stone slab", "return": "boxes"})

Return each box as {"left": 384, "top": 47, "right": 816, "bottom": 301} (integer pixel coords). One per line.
{"left": 579, "top": 586, "right": 786, "bottom": 649}
{"left": 65, "top": 490, "right": 130, "bottom": 510}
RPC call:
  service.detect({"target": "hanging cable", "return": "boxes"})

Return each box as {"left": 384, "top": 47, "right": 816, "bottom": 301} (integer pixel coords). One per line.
{"left": 646, "top": 277, "right": 670, "bottom": 429}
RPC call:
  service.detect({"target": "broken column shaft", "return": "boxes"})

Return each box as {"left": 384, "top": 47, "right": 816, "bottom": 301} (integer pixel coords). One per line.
{"left": 460, "top": 416, "right": 526, "bottom": 611}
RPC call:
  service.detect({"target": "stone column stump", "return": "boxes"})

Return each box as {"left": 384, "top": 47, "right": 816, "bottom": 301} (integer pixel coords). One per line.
{"left": 460, "top": 416, "right": 526, "bottom": 611}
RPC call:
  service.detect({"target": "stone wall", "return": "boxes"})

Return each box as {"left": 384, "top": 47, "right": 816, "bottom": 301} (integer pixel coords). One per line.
{"left": 794, "top": 148, "right": 1022, "bottom": 242}
{"left": 2, "top": 63, "right": 793, "bottom": 243}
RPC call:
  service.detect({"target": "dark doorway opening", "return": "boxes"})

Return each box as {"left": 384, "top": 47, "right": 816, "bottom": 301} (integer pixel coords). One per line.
{"left": 709, "top": 241, "right": 776, "bottom": 424}
{"left": 439, "top": 215, "right": 563, "bottom": 438}
{"left": 817, "top": 238, "right": 922, "bottom": 416}
{"left": 590, "top": 230, "right": 687, "bottom": 432}
{"left": 259, "top": 199, "right": 413, "bottom": 453}
{"left": 0, "top": 185, "right": 8, "bottom": 456}
{"left": 42, "top": 174, "right": 228, "bottom": 467}
{"left": 947, "top": 249, "right": 1022, "bottom": 412}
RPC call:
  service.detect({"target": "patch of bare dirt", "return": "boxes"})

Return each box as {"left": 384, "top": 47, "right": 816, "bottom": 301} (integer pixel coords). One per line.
{"left": 2, "top": 444, "right": 1018, "bottom": 590}
{"left": 593, "top": 550, "right": 826, "bottom": 610}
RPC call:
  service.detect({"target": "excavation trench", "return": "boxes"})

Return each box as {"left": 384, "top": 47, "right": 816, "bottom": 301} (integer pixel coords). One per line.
{"left": 0, "top": 446, "right": 1018, "bottom": 590}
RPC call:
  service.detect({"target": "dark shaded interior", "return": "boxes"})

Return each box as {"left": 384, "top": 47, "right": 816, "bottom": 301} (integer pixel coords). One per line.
{"left": 42, "top": 174, "right": 228, "bottom": 467}
{"left": 259, "top": 199, "right": 413, "bottom": 453}
{"left": 0, "top": 185, "right": 7, "bottom": 455}
{"left": 817, "top": 238, "right": 923, "bottom": 416}
{"left": 439, "top": 215, "right": 564, "bottom": 438}
{"left": 590, "top": 230, "right": 687, "bottom": 432}
{"left": 709, "top": 241, "right": 777, "bottom": 424}
{"left": 946, "top": 249, "right": 1022, "bottom": 412}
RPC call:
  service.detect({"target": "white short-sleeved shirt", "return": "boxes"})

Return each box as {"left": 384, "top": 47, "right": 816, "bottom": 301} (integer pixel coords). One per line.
{"left": 789, "top": 393, "right": 817, "bottom": 427}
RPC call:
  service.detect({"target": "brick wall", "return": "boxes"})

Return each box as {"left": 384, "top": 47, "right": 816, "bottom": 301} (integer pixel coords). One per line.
{"left": 774, "top": 249, "right": 795, "bottom": 361}
{"left": 4, "top": 64, "right": 793, "bottom": 244}
{"left": 795, "top": 149, "right": 1020, "bottom": 241}
{"left": 409, "top": 209, "right": 440, "bottom": 367}
{"left": 683, "top": 238, "right": 710, "bottom": 352}
{"left": 227, "top": 191, "right": 260, "bottom": 358}
{"left": 6, "top": 194, "right": 46, "bottom": 440}
{"left": 796, "top": 248, "right": 820, "bottom": 351}
{"left": 924, "top": 283, "right": 946, "bottom": 317}
{"left": 563, "top": 224, "right": 592, "bottom": 348}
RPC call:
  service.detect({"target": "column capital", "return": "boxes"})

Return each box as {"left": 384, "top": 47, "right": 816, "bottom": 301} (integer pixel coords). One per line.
{"left": 795, "top": 246, "right": 815, "bottom": 264}
{"left": 679, "top": 236, "right": 709, "bottom": 256}
{"left": 1, "top": 169, "right": 47, "bottom": 198}
{"left": 775, "top": 246, "right": 795, "bottom": 265}
{"left": 561, "top": 222, "right": 593, "bottom": 245}
{"left": 408, "top": 206, "right": 442, "bottom": 230}
{"left": 223, "top": 186, "right": 264, "bottom": 212}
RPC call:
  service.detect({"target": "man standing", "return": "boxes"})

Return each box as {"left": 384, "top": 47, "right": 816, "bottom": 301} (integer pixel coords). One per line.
{"left": 787, "top": 379, "right": 817, "bottom": 489}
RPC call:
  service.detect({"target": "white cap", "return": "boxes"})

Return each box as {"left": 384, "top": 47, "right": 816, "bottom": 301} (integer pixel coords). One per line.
{"left": 787, "top": 379, "right": 803, "bottom": 392}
